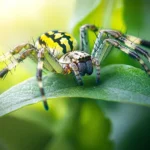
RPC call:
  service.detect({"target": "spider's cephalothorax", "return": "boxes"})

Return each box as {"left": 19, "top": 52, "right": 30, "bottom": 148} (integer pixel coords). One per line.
{"left": 0, "top": 24, "right": 150, "bottom": 110}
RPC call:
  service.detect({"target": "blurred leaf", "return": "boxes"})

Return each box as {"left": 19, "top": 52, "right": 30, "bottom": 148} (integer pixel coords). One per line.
{"left": 70, "top": 0, "right": 125, "bottom": 36}
{"left": 42, "top": 100, "right": 113, "bottom": 150}
{"left": 0, "top": 116, "right": 51, "bottom": 150}
{"left": 123, "top": 0, "right": 150, "bottom": 39}
{"left": 0, "top": 100, "right": 113, "bottom": 150}
{"left": 0, "top": 64, "right": 150, "bottom": 116}
{"left": 70, "top": 0, "right": 125, "bottom": 48}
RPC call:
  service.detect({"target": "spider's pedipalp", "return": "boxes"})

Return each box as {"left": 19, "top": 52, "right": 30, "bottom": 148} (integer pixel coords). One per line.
{"left": 69, "top": 62, "right": 83, "bottom": 85}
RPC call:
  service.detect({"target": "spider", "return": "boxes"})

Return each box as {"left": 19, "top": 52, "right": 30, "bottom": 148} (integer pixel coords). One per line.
{"left": 0, "top": 24, "right": 150, "bottom": 110}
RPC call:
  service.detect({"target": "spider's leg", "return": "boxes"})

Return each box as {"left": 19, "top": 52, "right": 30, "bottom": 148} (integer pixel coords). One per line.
{"left": 117, "top": 35, "right": 150, "bottom": 62}
{"left": 102, "top": 39, "right": 150, "bottom": 75}
{"left": 0, "top": 48, "right": 35, "bottom": 78}
{"left": 36, "top": 48, "right": 49, "bottom": 110}
{"left": 125, "top": 34, "right": 150, "bottom": 48}
{"left": 69, "top": 62, "right": 83, "bottom": 85}
{"left": 44, "top": 48, "right": 64, "bottom": 73}
{"left": 92, "top": 58, "right": 100, "bottom": 84}
{"left": 91, "top": 30, "right": 113, "bottom": 63}
{"left": 80, "top": 24, "right": 98, "bottom": 53}
{"left": 101, "top": 30, "right": 150, "bottom": 62}
{"left": 36, "top": 48, "right": 65, "bottom": 110}
{"left": 0, "top": 43, "right": 35, "bottom": 62}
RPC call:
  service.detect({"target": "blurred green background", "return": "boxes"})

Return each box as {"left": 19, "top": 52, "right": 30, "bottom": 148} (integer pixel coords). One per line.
{"left": 0, "top": 0, "right": 150, "bottom": 150}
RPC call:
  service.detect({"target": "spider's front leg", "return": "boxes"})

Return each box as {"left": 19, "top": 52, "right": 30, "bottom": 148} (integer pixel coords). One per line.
{"left": 92, "top": 58, "right": 100, "bottom": 84}
{"left": 36, "top": 48, "right": 64, "bottom": 110}
{"left": 105, "top": 39, "right": 150, "bottom": 75}
{"left": 36, "top": 48, "right": 49, "bottom": 110}
{"left": 80, "top": 24, "right": 98, "bottom": 53}
{"left": 0, "top": 48, "right": 35, "bottom": 78}
{"left": 98, "top": 30, "right": 150, "bottom": 62}
{"left": 0, "top": 43, "right": 35, "bottom": 62}
{"left": 93, "top": 37, "right": 150, "bottom": 75}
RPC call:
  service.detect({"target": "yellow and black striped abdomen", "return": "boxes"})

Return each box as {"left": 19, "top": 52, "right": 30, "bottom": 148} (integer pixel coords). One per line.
{"left": 35, "top": 30, "right": 78, "bottom": 59}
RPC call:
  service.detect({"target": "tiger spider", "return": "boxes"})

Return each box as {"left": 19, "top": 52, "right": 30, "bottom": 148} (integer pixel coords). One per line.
{"left": 0, "top": 24, "right": 150, "bottom": 110}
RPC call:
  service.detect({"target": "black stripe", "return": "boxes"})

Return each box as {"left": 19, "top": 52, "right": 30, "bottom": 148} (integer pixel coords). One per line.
{"left": 38, "top": 38, "right": 47, "bottom": 46}
{"left": 0, "top": 68, "right": 9, "bottom": 78}
{"left": 36, "top": 69, "right": 42, "bottom": 80}
{"left": 129, "top": 52, "right": 140, "bottom": 60}
{"left": 45, "top": 33, "right": 67, "bottom": 54}
{"left": 40, "top": 87, "right": 45, "bottom": 96}
{"left": 119, "top": 37, "right": 150, "bottom": 58}
{"left": 141, "top": 40, "right": 150, "bottom": 48}
{"left": 135, "top": 46, "right": 150, "bottom": 58}
{"left": 43, "top": 101, "right": 49, "bottom": 111}
{"left": 65, "top": 34, "right": 74, "bottom": 50}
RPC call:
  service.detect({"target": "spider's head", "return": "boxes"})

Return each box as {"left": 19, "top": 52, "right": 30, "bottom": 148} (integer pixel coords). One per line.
{"left": 78, "top": 57, "right": 93, "bottom": 76}
{"left": 59, "top": 51, "right": 93, "bottom": 76}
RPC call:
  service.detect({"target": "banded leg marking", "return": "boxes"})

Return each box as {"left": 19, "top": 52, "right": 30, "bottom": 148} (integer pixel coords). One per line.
{"left": 37, "top": 49, "right": 49, "bottom": 110}
{"left": 80, "top": 24, "right": 98, "bottom": 53}
{"left": 69, "top": 62, "right": 83, "bottom": 85}
{"left": 125, "top": 34, "right": 150, "bottom": 48}
{"left": 0, "top": 43, "right": 35, "bottom": 62}
{"left": 92, "top": 58, "right": 100, "bottom": 84}
{"left": 104, "top": 39, "right": 150, "bottom": 75}
{"left": 0, "top": 48, "right": 34, "bottom": 78}
{"left": 99, "top": 30, "right": 150, "bottom": 62}
{"left": 91, "top": 30, "right": 111, "bottom": 58}
{"left": 118, "top": 36, "right": 150, "bottom": 62}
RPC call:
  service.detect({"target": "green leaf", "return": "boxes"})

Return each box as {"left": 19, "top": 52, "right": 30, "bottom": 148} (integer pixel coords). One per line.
{"left": 70, "top": 0, "right": 125, "bottom": 35}
{"left": 0, "top": 100, "right": 113, "bottom": 150}
{"left": 43, "top": 100, "right": 113, "bottom": 150}
{"left": 0, "top": 116, "right": 51, "bottom": 150}
{"left": 0, "top": 64, "right": 150, "bottom": 116}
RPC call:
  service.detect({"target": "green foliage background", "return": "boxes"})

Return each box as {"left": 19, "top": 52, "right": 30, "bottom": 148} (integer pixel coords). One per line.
{"left": 0, "top": 0, "right": 150, "bottom": 150}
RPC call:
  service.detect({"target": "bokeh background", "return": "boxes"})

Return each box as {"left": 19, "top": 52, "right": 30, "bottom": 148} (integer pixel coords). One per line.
{"left": 0, "top": 0, "right": 150, "bottom": 150}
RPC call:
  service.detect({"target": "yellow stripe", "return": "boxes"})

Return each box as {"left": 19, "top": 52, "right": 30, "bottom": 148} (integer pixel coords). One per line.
{"left": 54, "top": 33, "right": 63, "bottom": 39}
{"left": 48, "top": 31, "right": 54, "bottom": 35}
